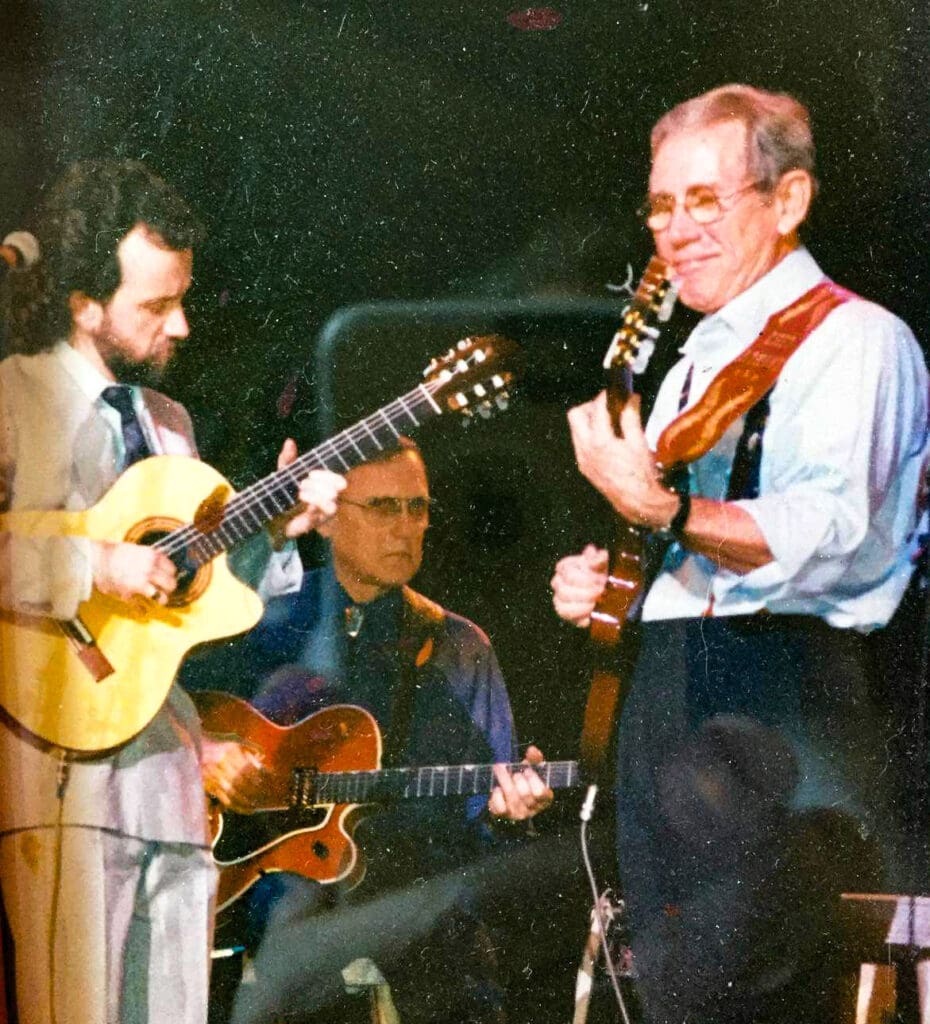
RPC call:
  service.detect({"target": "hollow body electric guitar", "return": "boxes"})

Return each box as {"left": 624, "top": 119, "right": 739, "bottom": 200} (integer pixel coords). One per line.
{"left": 195, "top": 692, "right": 582, "bottom": 912}
{"left": 581, "top": 259, "right": 677, "bottom": 771}
{"left": 0, "top": 337, "right": 518, "bottom": 753}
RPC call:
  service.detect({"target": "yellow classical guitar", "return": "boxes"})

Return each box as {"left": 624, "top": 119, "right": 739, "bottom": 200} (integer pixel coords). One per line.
{"left": 0, "top": 336, "right": 518, "bottom": 753}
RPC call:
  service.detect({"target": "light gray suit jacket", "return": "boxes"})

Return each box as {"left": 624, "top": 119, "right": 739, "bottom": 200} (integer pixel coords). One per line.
{"left": 0, "top": 343, "right": 296, "bottom": 843}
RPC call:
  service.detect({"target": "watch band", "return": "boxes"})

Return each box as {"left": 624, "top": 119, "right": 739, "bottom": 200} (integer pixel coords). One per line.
{"left": 656, "top": 488, "right": 691, "bottom": 542}
{"left": 668, "top": 489, "right": 692, "bottom": 538}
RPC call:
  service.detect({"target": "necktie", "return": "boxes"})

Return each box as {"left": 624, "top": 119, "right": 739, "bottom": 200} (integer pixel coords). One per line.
{"left": 100, "top": 385, "right": 153, "bottom": 468}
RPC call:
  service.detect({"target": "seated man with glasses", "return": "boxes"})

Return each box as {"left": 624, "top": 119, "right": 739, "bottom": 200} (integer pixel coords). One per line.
{"left": 551, "top": 83, "right": 929, "bottom": 1022}
{"left": 182, "top": 436, "right": 552, "bottom": 1024}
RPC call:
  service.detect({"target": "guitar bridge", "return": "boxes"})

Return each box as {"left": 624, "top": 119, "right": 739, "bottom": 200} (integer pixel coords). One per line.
{"left": 290, "top": 767, "right": 319, "bottom": 810}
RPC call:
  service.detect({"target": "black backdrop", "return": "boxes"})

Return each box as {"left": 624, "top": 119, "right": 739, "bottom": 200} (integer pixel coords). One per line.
{"left": 2, "top": 1, "right": 930, "bottom": 1015}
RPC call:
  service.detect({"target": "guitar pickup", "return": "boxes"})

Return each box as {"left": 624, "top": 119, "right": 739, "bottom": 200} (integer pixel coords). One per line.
{"left": 290, "top": 766, "right": 319, "bottom": 810}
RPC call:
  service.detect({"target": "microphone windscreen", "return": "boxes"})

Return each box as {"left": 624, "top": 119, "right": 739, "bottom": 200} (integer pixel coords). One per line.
{"left": 2, "top": 231, "right": 40, "bottom": 269}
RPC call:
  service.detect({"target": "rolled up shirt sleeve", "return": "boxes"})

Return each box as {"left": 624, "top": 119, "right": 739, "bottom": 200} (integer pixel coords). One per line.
{"left": 717, "top": 301, "right": 928, "bottom": 624}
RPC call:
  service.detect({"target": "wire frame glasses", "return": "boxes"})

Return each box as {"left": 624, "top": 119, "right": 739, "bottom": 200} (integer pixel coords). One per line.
{"left": 339, "top": 496, "right": 433, "bottom": 521}
{"left": 639, "top": 181, "right": 761, "bottom": 232}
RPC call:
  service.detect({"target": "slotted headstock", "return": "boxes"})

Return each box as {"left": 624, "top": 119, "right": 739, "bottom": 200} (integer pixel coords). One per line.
{"left": 423, "top": 334, "right": 521, "bottom": 421}
{"left": 603, "top": 255, "right": 677, "bottom": 378}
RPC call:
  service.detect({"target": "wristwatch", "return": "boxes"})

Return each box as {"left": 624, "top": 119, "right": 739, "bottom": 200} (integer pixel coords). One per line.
{"left": 655, "top": 489, "right": 691, "bottom": 543}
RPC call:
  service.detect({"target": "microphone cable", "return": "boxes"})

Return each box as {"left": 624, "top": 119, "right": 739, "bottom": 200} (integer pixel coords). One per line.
{"left": 578, "top": 784, "right": 631, "bottom": 1024}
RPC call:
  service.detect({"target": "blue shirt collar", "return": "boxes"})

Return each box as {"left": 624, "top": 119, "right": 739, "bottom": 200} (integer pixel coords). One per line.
{"left": 320, "top": 562, "right": 405, "bottom": 637}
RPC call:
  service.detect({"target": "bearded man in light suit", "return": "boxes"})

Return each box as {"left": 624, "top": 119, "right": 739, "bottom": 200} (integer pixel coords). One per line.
{"left": 0, "top": 159, "right": 345, "bottom": 1024}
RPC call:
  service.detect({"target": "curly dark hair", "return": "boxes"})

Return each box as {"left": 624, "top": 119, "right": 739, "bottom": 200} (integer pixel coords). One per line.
{"left": 3, "top": 159, "right": 204, "bottom": 354}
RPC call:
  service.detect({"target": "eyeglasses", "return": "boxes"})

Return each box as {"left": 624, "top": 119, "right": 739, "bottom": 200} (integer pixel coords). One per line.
{"left": 639, "top": 182, "right": 761, "bottom": 232}
{"left": 339, "top": 496, "right": 433, "bottom": 520}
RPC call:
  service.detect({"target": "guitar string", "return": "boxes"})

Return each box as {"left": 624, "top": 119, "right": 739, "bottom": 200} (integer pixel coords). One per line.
{"left": 152, "top": 380, "right": 449, "bottom": 561}
{"left": 154, "top": 360, "right": 503, "bottom": 563}
{"left": 309, "top": 761, "right": 578, "bottom": 804}
{"left": 222, "top": 353, "right": 503, "bottom": 525}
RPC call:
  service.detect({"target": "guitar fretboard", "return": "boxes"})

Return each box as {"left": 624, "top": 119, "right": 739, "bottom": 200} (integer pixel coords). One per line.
{"left": 290, "top": 760, "right": 580, "bottom": 808}
{"left": 154, "top": 381, "right": 445, "bottom": 566}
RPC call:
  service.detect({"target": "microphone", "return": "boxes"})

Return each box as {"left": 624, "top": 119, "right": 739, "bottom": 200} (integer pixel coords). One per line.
{"left": 0, "top": 231, "right": 40, "bottom": 272}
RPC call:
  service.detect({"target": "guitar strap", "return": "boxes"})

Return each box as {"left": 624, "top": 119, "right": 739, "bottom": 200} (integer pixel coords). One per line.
{"left": 382, "top": 587, "right": 446, "bottom": 768}
{"left": 580, "top": 279, "right": 854, "bottom": 776}
{"left": 654, "top": 279, "right": 854, "bottom": 468}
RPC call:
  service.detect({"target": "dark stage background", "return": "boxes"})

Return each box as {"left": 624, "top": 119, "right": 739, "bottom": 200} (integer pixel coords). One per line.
{"left": 2, "top": 1, "right": 929, "bottom": 1017}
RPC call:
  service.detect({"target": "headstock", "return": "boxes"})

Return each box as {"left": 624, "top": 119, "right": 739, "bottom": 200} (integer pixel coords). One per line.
{"left": 423, "top": 334, "right": 521, "bottom": 421}
{"left": 602, "top": 255, "right": 677, "bottom": 377}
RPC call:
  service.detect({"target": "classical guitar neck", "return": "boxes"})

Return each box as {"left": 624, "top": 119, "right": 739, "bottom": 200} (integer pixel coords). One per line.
{"left": 167, "top": 336, "right": 519, "bottom": 567}
{"left": 602, "top": 254, "right": 675, "bottom": 434}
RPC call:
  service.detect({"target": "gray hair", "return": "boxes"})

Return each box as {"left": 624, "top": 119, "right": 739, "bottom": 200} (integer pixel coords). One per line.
{"left": 651, "top": 84, "right": 817, "bottom": 194}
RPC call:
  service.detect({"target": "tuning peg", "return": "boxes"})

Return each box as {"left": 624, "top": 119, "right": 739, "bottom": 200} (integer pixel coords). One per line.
{"left": 478, "top": 402, "right": 493, "bottom": 419}
{"left": 640, "top": 325, "right": 660, "bottom": 340}
{"left": 658, "top": 281, "right": 679, "bottom": 322}
{"left": 472, "top": 383, "right": 487, "bottom": 398}
{"left": 631, "top": 338, "right": 656, "bottom": 375}
{"left": 495, "top": 393, "right": 509, "bottom": 411}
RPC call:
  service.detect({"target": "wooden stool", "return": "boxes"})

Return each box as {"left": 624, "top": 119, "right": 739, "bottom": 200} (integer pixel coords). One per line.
{"left": 842, "top": 894, "right": 930, "bottom": 1023}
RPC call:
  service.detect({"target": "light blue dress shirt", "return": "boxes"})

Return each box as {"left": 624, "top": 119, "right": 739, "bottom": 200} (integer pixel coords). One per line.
{"left": 643, "top": 247, "right": 929, "bottom": 631}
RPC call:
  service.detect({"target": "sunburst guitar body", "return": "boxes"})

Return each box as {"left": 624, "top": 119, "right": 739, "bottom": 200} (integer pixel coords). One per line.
{"left": 194, "top": 692, "right": 582, "bottom": 913}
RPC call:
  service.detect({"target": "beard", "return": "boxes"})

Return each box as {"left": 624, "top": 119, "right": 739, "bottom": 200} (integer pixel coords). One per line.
{"left": 94, "top": 318, "right": 172, "bottom": 388}
{"left": 104, "top": 350, "right": 168, "bottom": 389}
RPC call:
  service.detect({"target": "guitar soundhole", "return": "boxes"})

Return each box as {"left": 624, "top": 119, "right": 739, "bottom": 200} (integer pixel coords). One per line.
{"left": 124, "top": 516, "right": 212, "bottom": 606}
{"left": 312, "top": 841, "right": 329, "bottom": 860}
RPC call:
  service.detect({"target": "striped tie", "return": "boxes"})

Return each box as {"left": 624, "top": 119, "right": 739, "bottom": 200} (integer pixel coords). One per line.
{"left": 101, "top": 385, "right": 153, "bottom": 468}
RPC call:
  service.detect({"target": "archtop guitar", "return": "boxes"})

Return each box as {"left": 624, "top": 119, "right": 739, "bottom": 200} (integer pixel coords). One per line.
{"left": 195, "top": 691, "right": 582, "bottom": 912}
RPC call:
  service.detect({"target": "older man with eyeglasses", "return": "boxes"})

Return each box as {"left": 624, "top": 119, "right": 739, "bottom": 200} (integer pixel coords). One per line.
{"left": 182, "top": 436, "right": 552, "bottom": 1024}
{"left": 551, "top": 84, "right": 929, "bottom": 1022}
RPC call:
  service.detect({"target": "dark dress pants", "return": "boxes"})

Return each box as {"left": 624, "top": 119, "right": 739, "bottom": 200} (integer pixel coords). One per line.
{"left": 616, "top": 615, "right": 898, "bottom": 1024}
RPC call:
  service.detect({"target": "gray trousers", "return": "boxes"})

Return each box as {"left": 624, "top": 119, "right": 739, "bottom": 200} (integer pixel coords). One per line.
{"left": 0, "top": 827, "right": 216, "bottom": 1024}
